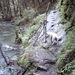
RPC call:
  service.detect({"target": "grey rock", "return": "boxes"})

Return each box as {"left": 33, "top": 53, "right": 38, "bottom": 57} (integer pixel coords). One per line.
{"left": 29, "top": 48, "right": 56, "bottom": 70}
{"left": 28, "top": 10, "right": 66, "bottom": 75}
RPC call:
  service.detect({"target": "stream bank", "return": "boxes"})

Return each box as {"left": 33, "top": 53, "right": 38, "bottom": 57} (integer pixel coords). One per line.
{"left": 55, "top": 0, "right": 75, "bottom": 75}
{"left": 18, "top": 10, "right": 66, "bottom": 75}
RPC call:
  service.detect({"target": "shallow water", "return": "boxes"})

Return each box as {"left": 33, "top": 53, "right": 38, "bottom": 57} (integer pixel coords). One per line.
{"left": 0, "top": 21, "right": 21, "bottom": 75}
{"left": 0, "top": 21, "right": 16, "bottom": 45}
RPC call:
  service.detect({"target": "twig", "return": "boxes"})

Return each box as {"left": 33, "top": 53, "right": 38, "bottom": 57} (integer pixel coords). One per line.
{"left": 0, "top": 44, "right": 10, "bottom": 65}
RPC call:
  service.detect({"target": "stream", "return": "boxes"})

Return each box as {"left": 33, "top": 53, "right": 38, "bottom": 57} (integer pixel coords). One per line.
{"left": 0, "top": 21, "right": 16, "bottom": 45}
{"left": 0, "top": 21, "right": 21, "bottom": 75}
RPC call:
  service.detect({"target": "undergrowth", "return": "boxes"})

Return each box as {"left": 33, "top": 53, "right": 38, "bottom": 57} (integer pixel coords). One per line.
{"left": 56, "top": 0, "right": 75, "bottom": 75}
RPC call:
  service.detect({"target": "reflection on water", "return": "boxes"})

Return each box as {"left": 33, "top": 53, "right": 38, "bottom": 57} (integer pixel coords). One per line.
{"left": 0, "top": 21, "right": 16, "bottom": 45}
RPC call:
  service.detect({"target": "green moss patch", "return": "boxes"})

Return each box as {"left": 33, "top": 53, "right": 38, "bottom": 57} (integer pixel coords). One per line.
{"left": 15, "top": 13, "right": 45, "bottom": 47}
{"left": 18, "top": 56, "right": 31, "bottom": 67}
{"left": 58, "top": 59, "right": 75, "bottom": 75}
{"left": 56, "top": 0, "right": 75, "bottom": 75}
{"left": 13, "top": 7, "right": 38, "bottom": 26}
{"left": 57, "top": 26, "right": 75, "bottom": 70}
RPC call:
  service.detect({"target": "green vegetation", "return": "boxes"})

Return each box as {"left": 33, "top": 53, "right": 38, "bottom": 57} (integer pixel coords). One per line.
{"left": 56, "top": 0, "right": 75, "bottom": 75}
{"left": 18, "top": 45, "right": 37, "bottom": 75}
{"left": 16, "top": 7, "right": 45, "bottom": 72}
{"left": 15, "top": 13, "right": 45, "bottom": 47}
{"left": 18, "top": 56, "right": 30, "bottom": 67}
{"left": 13, "top": 7, "right": 37, "bottom": 26}
{"left": 57, "top": 26, "right": 75, "bottom": 69}
{"left": 25, "top": 65, "right": 36, "bottom": 75}
{"left": 58, "top": 59, "right": 75, "bottom": 75}
{"left": 18, "top": 54, "right": 36, "bottom": 75}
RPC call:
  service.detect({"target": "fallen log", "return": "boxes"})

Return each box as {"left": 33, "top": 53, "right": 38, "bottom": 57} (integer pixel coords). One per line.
{"left": 0, "top": 44, "right": 10, "bottom": 65}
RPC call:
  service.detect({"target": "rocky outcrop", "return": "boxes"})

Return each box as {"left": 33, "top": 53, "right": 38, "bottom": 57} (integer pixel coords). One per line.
{"left": 18, "top": 45, "right": 57, "bottom": 75}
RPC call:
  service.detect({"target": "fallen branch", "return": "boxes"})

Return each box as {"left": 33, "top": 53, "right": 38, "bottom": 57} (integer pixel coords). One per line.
{"left": 17, "top": 68, "right": 26, "bottom": 75}
{"left": 0, "top": 44, "right": 11, "bottom": 65}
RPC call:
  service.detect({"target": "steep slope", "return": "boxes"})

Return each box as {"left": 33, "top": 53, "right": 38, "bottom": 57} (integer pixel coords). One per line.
{"left": 56, "top": 0, "right": 75, "bottom": 75}
{"left": 18, "top": 10, "right": 66, "bottom": 75}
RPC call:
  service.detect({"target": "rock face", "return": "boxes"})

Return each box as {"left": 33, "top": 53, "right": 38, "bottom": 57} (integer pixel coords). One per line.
{"left": 31, "top": 49, "right": 56, "bottom": 75}
{"left": 30, "top": 10, "right": 66, "bottom": 45}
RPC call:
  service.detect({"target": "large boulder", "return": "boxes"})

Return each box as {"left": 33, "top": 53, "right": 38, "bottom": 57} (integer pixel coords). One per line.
{"left": 18, "top": 45, "right": 56, "bottom": 75}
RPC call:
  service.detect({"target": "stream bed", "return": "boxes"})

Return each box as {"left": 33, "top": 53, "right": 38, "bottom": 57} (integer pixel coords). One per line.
{"left": 0, "top": 21, "right": 21, "bottom": 75}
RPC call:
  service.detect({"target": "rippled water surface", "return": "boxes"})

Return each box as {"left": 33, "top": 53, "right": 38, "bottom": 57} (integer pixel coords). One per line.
{"left": 0, "top": 21, "right": 16, "bottom": 45}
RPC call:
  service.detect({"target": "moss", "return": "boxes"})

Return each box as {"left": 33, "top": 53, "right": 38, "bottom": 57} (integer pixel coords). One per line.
{"left": 15, "top": 13, "right": 45, "bottom": 47}
{"left": 13, "top": 7, "right": 38, "bottom": 26}
{"left": 57, "top": 26, "right": 75, "bottom": 69}
{"left": 56, "top": 0, "right": 62, "bottom": 9}
{"left": 21, "top": 24, "right": 42, "bottom": 47}
{"left": 25, "top": 65, "right": 37, "bottom": 75}
{"left": 18, "top": 55, "right": 37, "bottom": 75}
{"left": 62, "top": 0, "right": 67, "bottom": 5}
{"left": 18, "top": 44, "right": 37, "bottom": 74}
{"left": 18, "top": 45, "right": 33, "bottom": 67}
{"left": 58, "top": 59, "right": 75, "bottom": 75}
{"left": 56, "top": 0, "right": 75, "bottom": 74}
{"left": 56, "top": 0, "right": 74, "bottom": 24}
{"left": 63, "top": 22, "right": 71, "bottom": 29}
{"left": 18, "top": 55, "right": 31, "bottom": 67}
{"left": 22, "top": 7, "right": 37, "bottom": 19}
{"left": 71, "top": 70, "right": 75, "bottom": 75}
{"left": 14, "top": 16, "right": 30, "bottom": 25}
{"left": 63, "top": 27, "right": 75, "bottom": 50}
{"left": 32, "top": 14, "right": 45, "bottom": 25}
